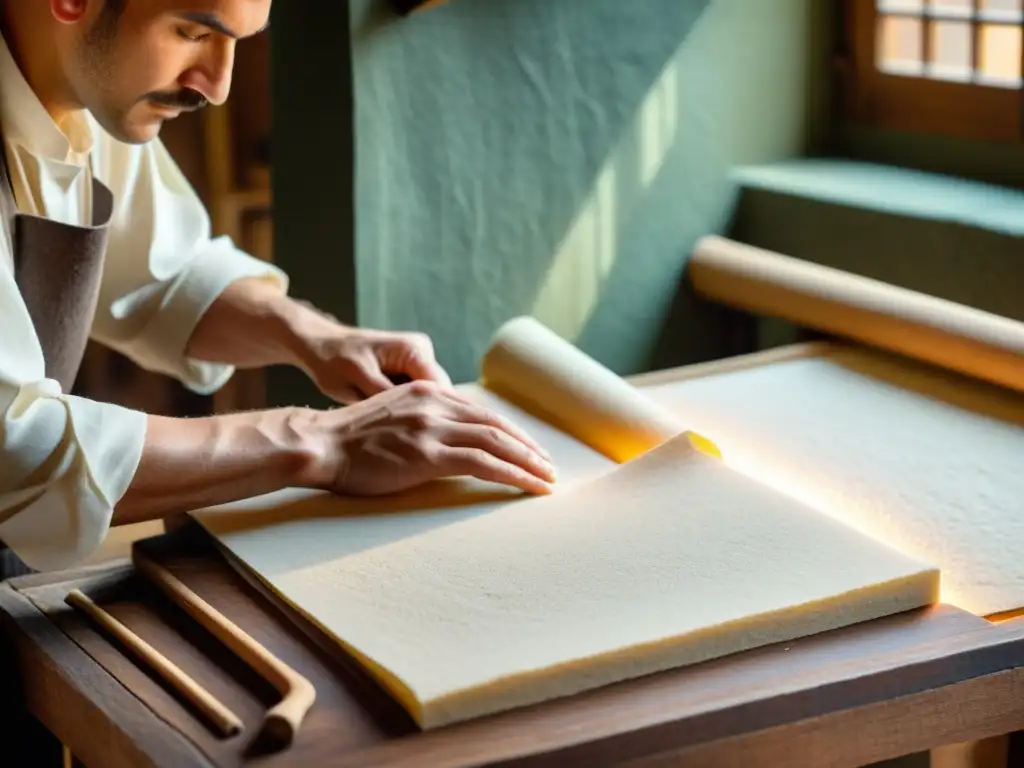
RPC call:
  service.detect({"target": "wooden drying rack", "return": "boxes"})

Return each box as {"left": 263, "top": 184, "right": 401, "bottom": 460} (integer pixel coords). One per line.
{"left": 0, "top": 344, "right": 1022, "bottom": 768}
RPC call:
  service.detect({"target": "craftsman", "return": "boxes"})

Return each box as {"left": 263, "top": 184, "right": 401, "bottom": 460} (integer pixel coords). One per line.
{"left": 0, "top": 0, "right": 556, "bottom": 580}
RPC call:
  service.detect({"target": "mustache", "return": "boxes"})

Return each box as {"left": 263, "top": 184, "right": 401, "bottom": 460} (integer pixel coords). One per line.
{"left": 144, "top": 89, "right": 208, "bottom": 111}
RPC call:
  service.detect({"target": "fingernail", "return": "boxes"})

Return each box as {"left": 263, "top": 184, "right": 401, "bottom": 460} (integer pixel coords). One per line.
{"left": 536, "top": 457, "right": 557, "bottom": 481}
{"left": 521, "top": 470, "right": 553, "bottom": 493}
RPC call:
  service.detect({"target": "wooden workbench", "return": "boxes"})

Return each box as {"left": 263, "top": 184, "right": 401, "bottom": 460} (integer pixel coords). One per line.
{"left": 1, "top": 344, "right": 1022, "bottom": 767}
{"left": 0, "top": 516, "right": 1022, "bottom": 767}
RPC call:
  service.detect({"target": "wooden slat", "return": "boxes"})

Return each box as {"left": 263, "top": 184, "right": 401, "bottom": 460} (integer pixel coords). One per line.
{"left": 932, "top": 736, "right": 1011, "bottom": 768}
{"left": 625, "top": 668, "right": 1024, "bottom": 768}
{"left": 0, "top": 582, "right": 213, "bottom": 768}
{"left": 625, "top": 341, "right": 833, "bottom": 388}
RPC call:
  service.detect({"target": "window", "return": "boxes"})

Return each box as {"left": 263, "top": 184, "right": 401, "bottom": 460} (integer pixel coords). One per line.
{"left": 841, "top": 0, "right": 1023, "bottom": 142}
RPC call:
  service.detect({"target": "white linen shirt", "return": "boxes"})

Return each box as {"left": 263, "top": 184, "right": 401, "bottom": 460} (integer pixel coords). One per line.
{"left": 0, "top": 34, "right": 288, "bottom": 571}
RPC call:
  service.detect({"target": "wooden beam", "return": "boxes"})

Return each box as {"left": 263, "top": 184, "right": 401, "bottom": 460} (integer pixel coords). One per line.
{"left": 267, "top": 3, "right": 357, "bottom": 409}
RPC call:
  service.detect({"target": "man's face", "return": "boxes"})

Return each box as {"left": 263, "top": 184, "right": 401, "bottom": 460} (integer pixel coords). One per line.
{"left": 66, "top": 0, "right": 271, "bottom": 144}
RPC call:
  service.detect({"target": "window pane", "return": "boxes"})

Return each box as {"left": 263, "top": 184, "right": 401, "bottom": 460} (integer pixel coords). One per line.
{"left": 928, "top": 0, "right": 973, "bottom": 18}
{"left": 877, "top": 15, "right": 925, "bottom": 74}
{"left": 978, "top": 23, "right": 1023, "bottom": 84}
{"left": 928, "top": 20, "right": 973, "bottom": 79}
{"left": 980, "top": 0, "right": 1023, "bottom": 22}
{"left": 877, "top": 0, "right": 924, "bottom": 11}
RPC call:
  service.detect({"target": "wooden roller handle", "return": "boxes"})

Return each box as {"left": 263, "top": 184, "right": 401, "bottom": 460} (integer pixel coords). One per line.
{"left": 690, "top": 235, "right": 1024, "bottom": 393}
{"left": 133, "top": 552, "right": 316, "bottom": 748}
{"left": 65, "top": 589, "right": 243, "bottom": 738}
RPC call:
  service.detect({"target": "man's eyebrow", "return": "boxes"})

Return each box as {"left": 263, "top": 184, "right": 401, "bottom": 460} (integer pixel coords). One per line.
{"left": 176, "top": 11, "right": 270, "bottom": 39}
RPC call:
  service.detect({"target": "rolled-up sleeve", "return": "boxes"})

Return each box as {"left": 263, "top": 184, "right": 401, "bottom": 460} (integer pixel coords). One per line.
{"left": 89, "top": 126, "right": 288, "bottom": 394}
{"left": 0, "top": 269, "right": 146, "bottom": 572}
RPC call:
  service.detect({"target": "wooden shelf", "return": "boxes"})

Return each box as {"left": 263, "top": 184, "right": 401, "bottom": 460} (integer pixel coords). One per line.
{"left": 225, "top": 185, "right": 270, "bottom": 210}
{"left": 210, "top": 183, "right": 270, "bottom": 246}
{"left": 202, "top": 103, "right": 276, "bottom": 416}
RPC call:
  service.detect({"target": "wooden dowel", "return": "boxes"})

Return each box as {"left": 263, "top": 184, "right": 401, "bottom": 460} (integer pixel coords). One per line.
{"left": 132, "top": 552, "right": 316, "bottom": 748}
{"left": 690, "top": 235, "right": 1024, "bottom": 393}
{"left": 65, "top": 589, "right": 243, "bottom": 738}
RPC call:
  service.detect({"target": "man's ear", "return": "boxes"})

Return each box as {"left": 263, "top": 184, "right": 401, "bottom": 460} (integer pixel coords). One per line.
{"left": 50, "top": 0, "right": 90, "bottom": 24}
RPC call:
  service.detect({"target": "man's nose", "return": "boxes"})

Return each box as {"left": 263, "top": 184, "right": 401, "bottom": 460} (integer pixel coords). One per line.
{"left": 184, "top": 42, "right": 235, "bottom": 107}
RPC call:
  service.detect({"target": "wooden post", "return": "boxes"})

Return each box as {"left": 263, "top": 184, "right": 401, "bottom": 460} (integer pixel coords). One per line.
{"left": 267, "top": 2, "right": 358, "bottom": 409}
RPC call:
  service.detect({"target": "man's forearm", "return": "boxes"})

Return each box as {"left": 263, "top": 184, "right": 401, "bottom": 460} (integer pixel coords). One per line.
{"left": 184, "top": 276, "right": 327, "bottom": 371}
{"left": 113, "top": 408, "right": 320, "bottom": 526}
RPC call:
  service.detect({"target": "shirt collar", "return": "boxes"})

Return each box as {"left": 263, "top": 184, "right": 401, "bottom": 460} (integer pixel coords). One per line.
{"left": 0, "top": 32, "right": 93, "bottom": 165}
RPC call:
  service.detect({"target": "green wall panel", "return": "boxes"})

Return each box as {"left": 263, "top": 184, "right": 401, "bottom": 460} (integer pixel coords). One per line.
{"left": 351, "top": 0, "right": 819, "bottom": 382}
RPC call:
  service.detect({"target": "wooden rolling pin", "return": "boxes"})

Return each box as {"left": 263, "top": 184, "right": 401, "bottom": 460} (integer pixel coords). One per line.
{"left": 133, "top": 552, "right": 316, "bottom": 748}
{"left": 690, "top": 236, "right": 1024, "bottom": 393}
{"left": 65, "top": 589, "right": 244, "bottom": 738}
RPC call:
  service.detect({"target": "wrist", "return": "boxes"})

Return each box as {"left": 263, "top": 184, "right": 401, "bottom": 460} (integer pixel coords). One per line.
{"left": 279, "top": 406, "right": 343, "bottom": 489}
{"left": 187, "top": 277, "right": 324, "bottom": 371}
{"left": 273, "top": 297, "right": 354, "bottom": 375}
{"left": 225, "top": 406, "right": 330, "bottom": 490}
{"left": 250, "top": 288, "right": 315, "bottom": 368}
{"left": 116, "top": 408, "right": 331, "bottom": 525}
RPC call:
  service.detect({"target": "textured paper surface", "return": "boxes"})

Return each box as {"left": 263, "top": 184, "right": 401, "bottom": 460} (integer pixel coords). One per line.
{"left": 644, "top": 346, "right": 1024, "bottom": 617}
{"left": 197, "top": 434, "right": 937, "bottom": 729}
{"left": 195, "top": 384, "right": 615, "bottom": 581}
{"left": 193, "top": 317, "right": 945, "bottom": 729}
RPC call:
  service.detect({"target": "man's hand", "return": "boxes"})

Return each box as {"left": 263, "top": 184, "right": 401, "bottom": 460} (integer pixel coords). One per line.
{"left": 186, "top": 279, "right": 455, "bottom": 404}
{"left": 111, "top": 280, "right": 556, "bottom": 532}
{"left": 297, "top": 380, "right": 557, "bottom": 496}
{"left": 116, "top": 380, "right": 556, "bottom": 527}
{"left": 297, "top": 317, "right": 454, "bottom": 404}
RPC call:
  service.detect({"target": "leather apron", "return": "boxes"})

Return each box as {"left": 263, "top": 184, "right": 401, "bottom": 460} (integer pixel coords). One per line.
{"left": 0, "top": 126, "right": 115, "bottom": 579}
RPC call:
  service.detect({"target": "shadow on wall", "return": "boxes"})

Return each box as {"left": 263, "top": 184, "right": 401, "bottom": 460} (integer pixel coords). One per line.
{"left": 352, "top": 0, "right": 812, "bottom": 381}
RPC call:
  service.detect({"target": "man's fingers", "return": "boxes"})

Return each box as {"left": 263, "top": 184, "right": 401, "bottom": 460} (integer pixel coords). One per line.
{"left": 443, "top": 447, "right": 554, "bottom": 495}
{"left": 325, "top": 387, "right": 366, "bottom": 405}
{"left": 443, "top": 393, "right": 553, "bottom": 463}
{"left": 348, "top": 356, "right": 395, "bottom": 400}
{"left": 382, "top": 334, "right": 453, "bottom": 388}
{"left": 402, "top": 351, "right": 453, "bottom": 388}
{"left": 444, "top": 423, "right": 557, "bottom": 484}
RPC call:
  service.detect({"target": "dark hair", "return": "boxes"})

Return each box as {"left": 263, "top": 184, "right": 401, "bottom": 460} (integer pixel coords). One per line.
{"left": 85, "top": 0, "right": 127, "bottom": 46}
{"left": 103, "top": 0, "right": 127, "bottom": 20}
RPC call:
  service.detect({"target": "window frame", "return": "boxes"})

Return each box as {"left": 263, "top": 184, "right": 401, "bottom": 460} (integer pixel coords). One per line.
{"left": 840, "top": 0, "right": 1023, "bottom": 143}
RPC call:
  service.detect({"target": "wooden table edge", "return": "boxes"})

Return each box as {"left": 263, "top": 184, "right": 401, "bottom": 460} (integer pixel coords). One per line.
{"left": 621, "top": 666, "right": 1024, "bottom": 768}
{"left": 625, "top": 341, "right": 834, "bottom": 388}
{"left": 323, "top": 614, "right": 1024, "bottom": 767}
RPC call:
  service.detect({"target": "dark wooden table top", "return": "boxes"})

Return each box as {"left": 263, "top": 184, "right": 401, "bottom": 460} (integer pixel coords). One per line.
{"left": 1, "top": 524, "right": 1023, "bottom": 768}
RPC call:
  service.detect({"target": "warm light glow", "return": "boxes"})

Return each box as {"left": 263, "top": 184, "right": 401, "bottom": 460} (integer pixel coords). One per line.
{"left": 979, "top": 23, "right": 1023, "bottom": 83}
{"left": 708, "top": 438, "right": 957, "bottom": 606}
{"left": 639, "top": 63, "right": 679, "bottom": 189}
{"left": 877, "top": 15, "right": 924, "bottom": 74}
{"left": 531, "top": 160, "right": 618, "bottom": 342}
{"left": 530, "top": 57, "right": 680, "bottom": 341}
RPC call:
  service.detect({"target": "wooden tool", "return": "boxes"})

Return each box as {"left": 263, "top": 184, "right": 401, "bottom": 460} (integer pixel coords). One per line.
{"left": 132, "top": 551, "right": 316, "bottom": 748}
{"left": 690, "top": 235, "right": 1024, "bottom": 393}
{"left": 64, "top": 588, "right": 243, "bottom": 738}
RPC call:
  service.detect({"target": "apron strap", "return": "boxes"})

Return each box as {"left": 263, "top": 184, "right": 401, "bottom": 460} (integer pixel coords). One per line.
{"left": 0, "top": 123, "right": 17, "bottom": 253}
